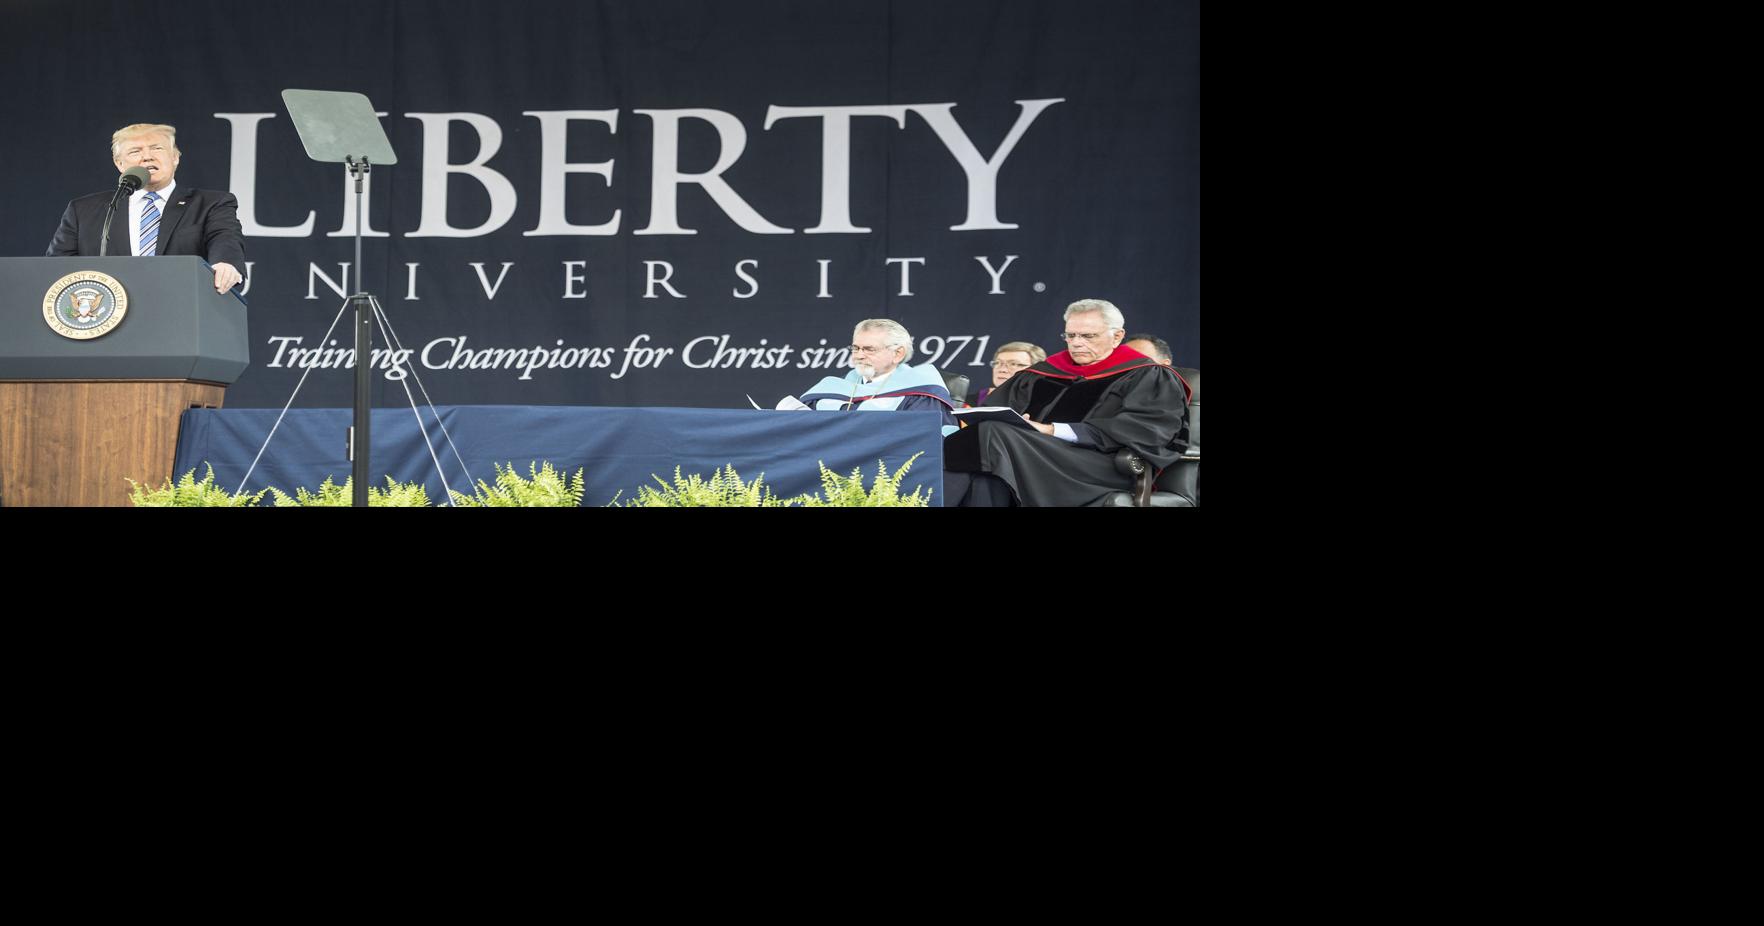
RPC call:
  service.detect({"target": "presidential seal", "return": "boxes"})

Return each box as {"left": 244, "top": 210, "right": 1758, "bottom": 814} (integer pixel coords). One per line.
{"left": 43, "top": 270, "right": 129, "bottom": 340}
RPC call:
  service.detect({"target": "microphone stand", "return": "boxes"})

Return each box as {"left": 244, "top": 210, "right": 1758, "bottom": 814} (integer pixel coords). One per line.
{"left": 99, "top": 177, "right": 139, "bottom": 257}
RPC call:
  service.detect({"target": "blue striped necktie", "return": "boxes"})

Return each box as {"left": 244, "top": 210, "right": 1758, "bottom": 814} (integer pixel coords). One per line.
{"left": 139, "top": 190, "right": 161, "bottom": 256}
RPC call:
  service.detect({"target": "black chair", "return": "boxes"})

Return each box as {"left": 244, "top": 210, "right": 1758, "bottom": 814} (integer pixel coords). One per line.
{"left": 1104, "top": 367, "right": 1199, "bottom": 507}
{"left": 939, "top": 370, "right": 971, "bottom": 407}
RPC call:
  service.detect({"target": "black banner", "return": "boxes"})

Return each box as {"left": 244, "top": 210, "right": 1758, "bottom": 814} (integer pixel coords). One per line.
{"left": 4, "top": 0, "right": 1199, "bottom": 409}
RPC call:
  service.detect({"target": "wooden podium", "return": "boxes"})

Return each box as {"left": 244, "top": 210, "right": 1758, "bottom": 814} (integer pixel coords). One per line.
{"left": 0, "top": 256, "right": 249, "bottom": 507}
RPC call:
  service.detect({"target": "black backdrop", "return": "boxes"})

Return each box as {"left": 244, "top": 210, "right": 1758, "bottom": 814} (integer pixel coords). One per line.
{"left": 3, "top": 0, "right": 1198, "bottom": 409}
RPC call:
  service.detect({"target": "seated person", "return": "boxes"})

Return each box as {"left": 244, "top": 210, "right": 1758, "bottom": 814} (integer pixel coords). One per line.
{"left": 800, "top": 318, "right": 958, "bottom": 434}
{"left": 1124, "top": 333, "right": 1173, "bottom": 366}
{"left": 972, "top": 340, "right": 1048, "bottom": 406}
{"left": 944, "top": 299, "right": 1191, "bottom": 506}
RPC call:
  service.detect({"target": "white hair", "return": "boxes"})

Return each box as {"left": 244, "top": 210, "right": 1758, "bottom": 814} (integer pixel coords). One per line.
{"left": 854, "top": 318, "right": 914, "bottom": 363}
{"left": 1064, "top": 298, "right": 1125, "bottom": 332}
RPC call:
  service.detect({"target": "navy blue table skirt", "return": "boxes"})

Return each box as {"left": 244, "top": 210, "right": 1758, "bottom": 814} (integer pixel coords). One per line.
{"left": 173, "top": 405, "right": 945, "bottom": 506}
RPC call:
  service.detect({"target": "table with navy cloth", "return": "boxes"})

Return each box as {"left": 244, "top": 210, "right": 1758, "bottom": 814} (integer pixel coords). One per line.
{"left": 172, "top": 405, "right": 946, "bottom": 506}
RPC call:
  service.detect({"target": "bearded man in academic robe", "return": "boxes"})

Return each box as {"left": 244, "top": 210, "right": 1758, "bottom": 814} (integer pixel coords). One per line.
{"left": 943, "top": 298, "right": 1191, "bottom": 507}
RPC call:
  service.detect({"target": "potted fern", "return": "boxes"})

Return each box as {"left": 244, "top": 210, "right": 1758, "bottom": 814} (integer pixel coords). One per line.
{"left": 619, "top": 464, "right": 788, "bottom": 507}
{"left": 450, "top": 461, "right": 587, "bottom": 507}
{"left": 793, "top": 452, "right": 933, "bottom": 507}
{"left": 266, "top": 475, "right": 433, "bottom": 507}
{"left": 127, "top": 464, "right": 265, "bottom": 507}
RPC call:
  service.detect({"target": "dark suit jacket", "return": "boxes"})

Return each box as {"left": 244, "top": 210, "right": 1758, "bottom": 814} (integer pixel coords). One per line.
{"left": 46, "top": 186, "right": 246, "bottom": 271}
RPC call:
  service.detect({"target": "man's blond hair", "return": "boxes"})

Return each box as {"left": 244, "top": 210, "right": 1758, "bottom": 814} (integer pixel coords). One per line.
{"left": 111, "top": 123, "right": 179, "bottom": 158}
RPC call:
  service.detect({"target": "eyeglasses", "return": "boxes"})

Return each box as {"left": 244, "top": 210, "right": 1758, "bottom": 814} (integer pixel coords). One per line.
{"left": 850, "top": 344, "right": 900, "bottom": 355}
{"left": 1060, "top": 330, "right": 1116, "bottom": 343}
{"left": 991, "top": 359, "right": 1032, "bottom": 370}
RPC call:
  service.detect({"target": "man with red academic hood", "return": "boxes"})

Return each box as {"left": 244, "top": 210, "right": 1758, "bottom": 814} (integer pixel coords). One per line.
{"left": 943, "top": 298, "right": 1191, "bottom": 506}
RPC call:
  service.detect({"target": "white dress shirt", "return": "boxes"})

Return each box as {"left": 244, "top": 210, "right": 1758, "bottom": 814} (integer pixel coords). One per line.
{"left": 126, "top": 180, "right": 177, "bottom": 257}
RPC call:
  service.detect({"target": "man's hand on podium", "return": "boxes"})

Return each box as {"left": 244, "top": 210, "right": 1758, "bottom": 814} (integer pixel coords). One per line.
{"left": 211, "top": 262, "right": 242, "bottom": 293}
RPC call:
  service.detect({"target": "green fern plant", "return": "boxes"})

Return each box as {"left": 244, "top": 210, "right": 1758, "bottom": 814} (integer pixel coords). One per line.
{"left": 793, "top": 452, "right": 932, "bottom": 507}
{"left": 127, "top": 464, "right": 265, "bottom": 507}
{"left": 622, "top": 464, "right": 789, "bottom": 507}
{"left": 266, "top": 475, "right": 432, "bottom": 507}
{"left": 449, "top": 461, "right": 586, "bottom": 507}
{"left": 371, "top": 479, "right": 433, "bottom": 507}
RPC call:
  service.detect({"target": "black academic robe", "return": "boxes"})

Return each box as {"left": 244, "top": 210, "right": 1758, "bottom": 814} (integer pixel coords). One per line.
{"left": 944, "top": 349, "right": 1190, "bottom": 506}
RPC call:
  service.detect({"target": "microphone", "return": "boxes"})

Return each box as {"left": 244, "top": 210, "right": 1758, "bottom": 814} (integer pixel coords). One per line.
{"left": 100, "top": 167, "right": 153, "bottom": 256}
{"left": 116, "top": 166, "right": 150, "bottom": 193}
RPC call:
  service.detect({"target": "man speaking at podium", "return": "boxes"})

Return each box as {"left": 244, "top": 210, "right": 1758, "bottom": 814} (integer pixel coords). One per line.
{"left": 46, "top": 123, "right": 245, "bottom": 295}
